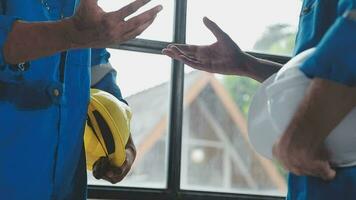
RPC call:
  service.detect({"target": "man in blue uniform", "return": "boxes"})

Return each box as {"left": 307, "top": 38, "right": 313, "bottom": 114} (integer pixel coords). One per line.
{"left": 0, "top": 0, "right": 162, "bottom": 199}
{"left": 163, "top": 0, "right": 356, "bottom": 199}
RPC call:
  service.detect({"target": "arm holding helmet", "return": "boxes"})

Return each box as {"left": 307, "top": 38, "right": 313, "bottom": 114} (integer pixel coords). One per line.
{"left": 90, "top": 48, "right": 136, "bottom": 184}
{"left": 273, "top": 79, "right": 356, "bottom": 180}
{"left": 273, "top": 0, "right": 356, "bottom": 180}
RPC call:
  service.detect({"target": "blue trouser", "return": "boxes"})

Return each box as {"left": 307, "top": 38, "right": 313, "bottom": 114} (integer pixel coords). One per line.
{"left": 287, "top": 166, "right": 356, "bottom": 200}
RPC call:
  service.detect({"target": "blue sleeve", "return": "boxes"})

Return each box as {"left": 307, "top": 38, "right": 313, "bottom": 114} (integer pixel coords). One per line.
{"left": 300, "top": 0, "right": 356, "bottom": 86}
{"left": 90, "top": 48, "right": 128, "bottom": 105}
{"left": 0, "top": 16, "right": 20, "bottom": 66}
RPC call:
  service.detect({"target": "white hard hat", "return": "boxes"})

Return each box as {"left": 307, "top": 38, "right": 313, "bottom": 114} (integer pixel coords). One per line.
{"left": 248, "top": 48, "right": 356, "bottom": 167}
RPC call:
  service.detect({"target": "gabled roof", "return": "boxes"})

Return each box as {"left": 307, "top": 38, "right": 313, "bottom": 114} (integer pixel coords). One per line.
{"left": 125, "top": 71, "right": 286, "bottom": 192}
{"left": 125, "top": 71, "right": 205, "bottom": 145}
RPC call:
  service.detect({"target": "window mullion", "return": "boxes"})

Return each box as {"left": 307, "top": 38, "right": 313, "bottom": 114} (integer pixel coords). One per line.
{"left": 166, "top": 0, "right": 188, "bottom": 197}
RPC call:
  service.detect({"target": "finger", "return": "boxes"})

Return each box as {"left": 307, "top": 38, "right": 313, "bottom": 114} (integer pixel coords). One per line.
{"left": 103, "top": 146, "right": 136, "bottom": 184}
{"left": 290, "top": 167, "right": 304, "bottom": 176}
{"left": 203, "top": 17, "right": 227, "bottom": 40}
{"left": 168, "top": 44, "right": 199, "bottom": 55}
{"left": 102, "top": 170, "right": 123, "bottom": 184}
{"left": 102, "top": 166, "right": 123, "bottom": 184}
{"left": 178, "top": 55, "right": 205, "bottom": 69}
{"left": 164, "top": 48, "right": 201, "bottom": 66}
{"left": 125, "top": 143, "right": 137, "bottom": 165}
{"left": 162, "top": 48, "right": 183, "bottom": 60}
{"left": 163, "top": 49, "right": 205, "bottom": 70}
{"left": 170, "top": 46, "right": 199, "bottom": 61}
{"left": 103, "top": 162, "right": 131, "bottom": 184}
{"left": 118, "top": 161, "right": 132, "bottom": 178}
{"left": 162, "top": 48, "right": 176, "bottom": 58}
{"left": 124, "top": 5, "right": 162, "bottom": 30}
{"left": 92, "top": 157, "right": 111, "bottom": 180}
{"left": 165, "top": 46, "right": 183, "bottom": 58}
{"left": 309, "top": 161, "right": 336, "bottom": 181}
{"left": 122, "top": 17, "right": 155, "bottom": 41}
{"left": 304, "top": 148, "right": 336, "bottom": 180}
{"left": 166, "top": 46, "right": 198, "bottom": 63}
{"left": 111, "top": 0, "right": 152, "bottom": 19}
{"left": 170, "top": 45, "right": 195, "bottom": 59}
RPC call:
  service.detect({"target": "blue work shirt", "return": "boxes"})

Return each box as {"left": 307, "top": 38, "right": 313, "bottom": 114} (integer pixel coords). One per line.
{"left": 0, "top": 0, "right": 124, "bottom": 199}
{"left": 296, "top": 0, "right": 356, "bottom": 86}
{"left": 289, "top": 0, "right": 356, "bottom": 199}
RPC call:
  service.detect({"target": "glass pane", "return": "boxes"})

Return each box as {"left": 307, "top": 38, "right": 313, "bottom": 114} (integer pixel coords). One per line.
{"left": 186, "top": 0, "right": 302, "bottom": 56}
{"left": 181, "top": 70, "right": 287, "bottom": 196}
{"left": 98, "top": 0, "right": 174, "bottom": 42}
{"left": 87, "top": 50, "right": 172, "bottom": 188}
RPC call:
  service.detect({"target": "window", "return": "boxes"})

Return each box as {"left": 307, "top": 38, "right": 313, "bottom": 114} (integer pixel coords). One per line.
{"left": 88, "top": 50, "right": 171, "bottom": 189}
{"left": 89, "top": 1, "right": 301, "bottom": 199}
{"left": 181, "top": 71, "right": 287, "bottom": 196}
{"left": 186, "top": 0, "right": 302, "bottom": 56}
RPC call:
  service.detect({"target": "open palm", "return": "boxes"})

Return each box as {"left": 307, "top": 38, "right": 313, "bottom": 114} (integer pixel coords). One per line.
{"left": 68, "top": 0, "right": 162, "bottom": 48}
{"left": 163, "top": 17, "right": 249, "bottom": 75}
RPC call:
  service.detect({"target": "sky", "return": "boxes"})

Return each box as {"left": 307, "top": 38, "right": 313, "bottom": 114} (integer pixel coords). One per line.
{"left": 97, "top": 0, "right": 303, "bottom": 97}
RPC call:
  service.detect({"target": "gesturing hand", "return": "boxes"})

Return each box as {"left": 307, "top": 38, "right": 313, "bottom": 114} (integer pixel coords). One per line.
{"left": 67, "top": 0, "right": 162, "bottom": 48}
{"left": 162, "top": 17, "right": 251, "bottom": 76}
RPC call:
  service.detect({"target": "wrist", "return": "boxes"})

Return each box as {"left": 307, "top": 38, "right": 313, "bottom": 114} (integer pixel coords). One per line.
{"left": 243, "top": 54, "right": 282, "bottom": 82}
{"left": 60, "top": 18, "right": 79, "bottom": 49}
{"left": 241, "top": 53, "right": 258, "bottom": 76}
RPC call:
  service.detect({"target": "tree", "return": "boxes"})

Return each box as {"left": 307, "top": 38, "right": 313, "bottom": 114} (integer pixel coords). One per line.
{"left": 222, "top": 76, "right": 259, "bottom": 117}
{"left": 253, "top": 24, "right": 296, "bottom": 56}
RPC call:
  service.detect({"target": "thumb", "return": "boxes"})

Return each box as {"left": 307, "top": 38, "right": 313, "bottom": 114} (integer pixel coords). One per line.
{"left": 314, "top": 160, "right": 336, "bottom": 181}
{"left": 321, "top": 162, "right": 336, "bottom": 181}
{"left": 203, "top": 17, "right": 228, "bottom": 40}
{"left": 314, "top": 147, "right": 336, "bottom": 180}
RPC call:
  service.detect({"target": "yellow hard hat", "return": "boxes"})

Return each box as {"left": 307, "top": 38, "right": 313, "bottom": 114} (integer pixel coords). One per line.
{"left": 84, "top": 89, "right": 132, "bottom": 171}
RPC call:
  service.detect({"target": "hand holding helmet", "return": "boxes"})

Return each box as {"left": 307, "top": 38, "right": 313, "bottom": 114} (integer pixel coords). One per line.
{"left": 248, "top": 48, "right": 356, "bottom": 179}
{"left": 85, "top": 89, "right": 136, "bottom": 183}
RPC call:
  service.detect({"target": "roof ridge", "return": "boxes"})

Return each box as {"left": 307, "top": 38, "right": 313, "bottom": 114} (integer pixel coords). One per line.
{"left": 125, "top": 71, "right": 205, "bottom": 99}
{"left": 125, "top": 80, "right": 169, "bottom": 99}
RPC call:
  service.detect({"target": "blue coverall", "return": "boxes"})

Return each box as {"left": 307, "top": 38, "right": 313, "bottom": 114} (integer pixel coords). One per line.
{"left": 0, "top": 0, "right": 124, "bottom": 199}
{"left": 290, "top": 0, "right": 356, "bottom": 199}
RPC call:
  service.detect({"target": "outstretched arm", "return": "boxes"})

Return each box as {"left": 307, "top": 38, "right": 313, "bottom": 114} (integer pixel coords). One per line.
{"left": 162, "top": 17, "right": 282, "bottom": 82}
{"left": 3, "top": 0, "right": 162, "bottom": 64}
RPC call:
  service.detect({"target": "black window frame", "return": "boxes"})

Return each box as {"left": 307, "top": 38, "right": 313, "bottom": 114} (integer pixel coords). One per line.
{"left": 88, "top": 0, "right": 290, "bottom": 199}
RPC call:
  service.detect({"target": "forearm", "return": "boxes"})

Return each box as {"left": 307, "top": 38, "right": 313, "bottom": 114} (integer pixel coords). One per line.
{"left": 282, "top": 78, "right": 356, "bottom": 149}
{"left": 244, "top": 53, "right": 283, "bottom": 82}
{"left": 3, "top": 19, "right": 73, "bottom": 64}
